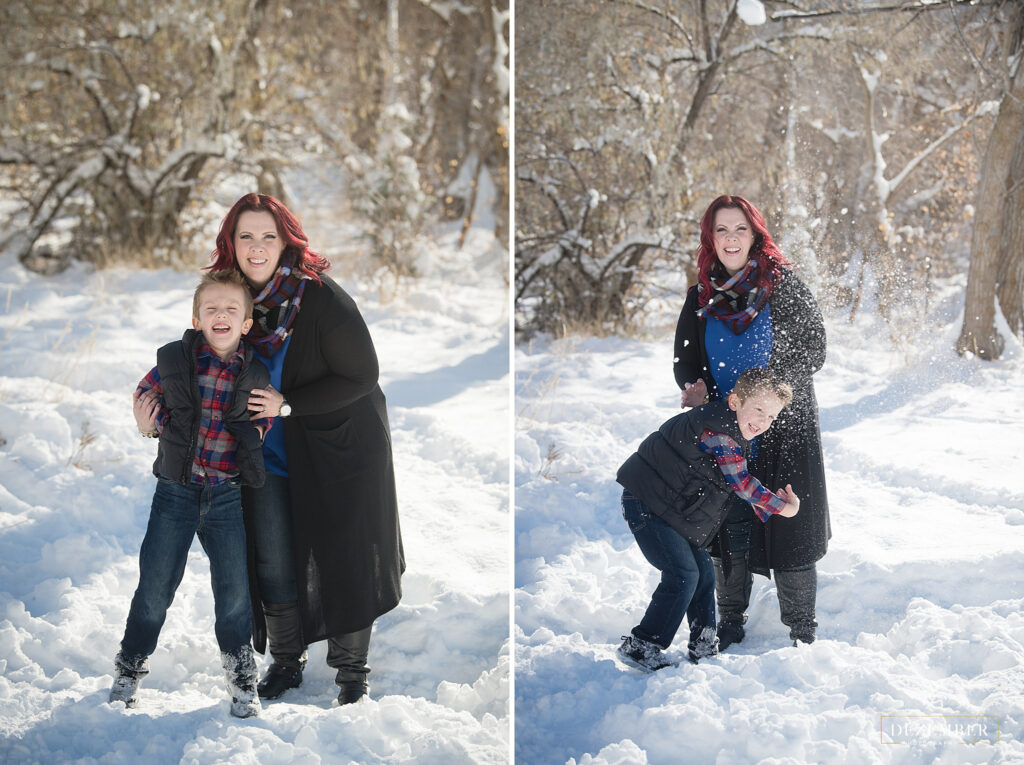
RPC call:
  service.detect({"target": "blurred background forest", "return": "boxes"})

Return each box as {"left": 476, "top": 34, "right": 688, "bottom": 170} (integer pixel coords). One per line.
{"left": 515, "top": 0, "right": 1024, "bottom": 361}
{"left": 0, "top": 0, "right": 509, "bottom": 279}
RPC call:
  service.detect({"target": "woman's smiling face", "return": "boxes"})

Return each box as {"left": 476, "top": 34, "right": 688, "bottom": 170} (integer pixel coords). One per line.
{"left": 234, "top": 210, "right": 285, "bottom": 290}
{"left": 712, "top": 206, "right": 754, "bottom": 276}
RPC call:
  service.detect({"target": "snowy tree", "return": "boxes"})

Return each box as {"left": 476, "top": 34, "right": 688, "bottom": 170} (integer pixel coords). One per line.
{"left": 412, "top": 0, "right": 510, "bottom": 246}
{"left": 996, "top": 121, "right": 1024, "bottom": 341}
{"left": 0, "top": 0, "right": 279, "bottom": 272}
{"left": 515, "top": 0, "right": 804, "bottom": 334}
{"left": 346, "top": 102, "right": 426, "bottom": 275}
{"left": 515, "top": 0, "right": 1005, "bottom": 338}
{"left": 0, "top": 0, "right": 509, "bottom": 275}
{"left": 956, "top": 2, "right": 1024, "bottom": 360}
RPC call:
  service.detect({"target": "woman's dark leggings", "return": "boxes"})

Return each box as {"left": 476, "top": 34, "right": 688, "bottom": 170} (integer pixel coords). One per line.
{"left": 715, "top": 496, "right": 818, "bottom": 642}
{"left": 246, "top": 473, "right": 375, "bottom": 672}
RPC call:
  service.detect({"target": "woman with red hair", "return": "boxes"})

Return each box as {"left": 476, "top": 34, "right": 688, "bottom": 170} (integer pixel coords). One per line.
{"left": 211, "top": 193, "right": 404, "bottom": 705}
{"left": 674, "top": 195, "right": 830, "bottom": 650}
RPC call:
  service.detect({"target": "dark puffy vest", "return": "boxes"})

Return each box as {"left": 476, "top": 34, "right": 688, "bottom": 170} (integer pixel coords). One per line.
{"left": 152, "top": 329, "right": 269, "bottom": 487}
{"left": 616, "top": 400, "right": 749, "bottom": 549}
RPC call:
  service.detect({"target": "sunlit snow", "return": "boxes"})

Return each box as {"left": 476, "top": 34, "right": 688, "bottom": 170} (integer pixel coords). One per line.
{"left": 0, "top": 175, "right": 510, "bottom": 764}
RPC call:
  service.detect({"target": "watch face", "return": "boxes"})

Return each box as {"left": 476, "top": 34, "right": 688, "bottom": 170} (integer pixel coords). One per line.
{"left": 280, "top": 403, "right": 291, "bottom": 417}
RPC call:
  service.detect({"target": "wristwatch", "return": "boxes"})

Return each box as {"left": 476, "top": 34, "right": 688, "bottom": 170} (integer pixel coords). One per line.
{"left": 279, "top": 400, "right": 292, "bottom": 417}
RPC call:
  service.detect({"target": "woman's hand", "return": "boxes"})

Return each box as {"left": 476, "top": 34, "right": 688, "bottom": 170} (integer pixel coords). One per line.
{"left": 248, "top": 385, "right": 285, "bottom": 419}
{"left": 133, "top": 388, "right": 160, "bottom": 433}
{"left": 776, "top": 484, "right": 801, "bottom": 517}
{"left": 680, "top": 378, "right": 708, "bottom": 409}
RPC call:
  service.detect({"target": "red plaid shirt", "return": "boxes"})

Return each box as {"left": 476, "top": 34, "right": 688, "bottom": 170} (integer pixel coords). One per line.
{"left": 698, "top": 430, "right": 787, "bottom": 522}
{"left": 137, "top": 340, "right": 273, "bottom": 486}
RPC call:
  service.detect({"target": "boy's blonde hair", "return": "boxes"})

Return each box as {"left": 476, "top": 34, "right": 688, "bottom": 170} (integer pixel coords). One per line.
{"left": 192, "top": 269, "right": 254, "bottom": 319}
{"left": 732, "top": 368, "right": 793, "bottom": 407}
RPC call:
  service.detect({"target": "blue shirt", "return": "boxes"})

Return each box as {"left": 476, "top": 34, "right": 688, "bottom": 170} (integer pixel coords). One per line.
{"left": 259, "top": 336, "right": 291, "bottom": 476}
{"left": 705, "top": 304, "right": 773, "bottom": 396}
{"left": 705, "top": 306, "right": 773, "bottom": 458}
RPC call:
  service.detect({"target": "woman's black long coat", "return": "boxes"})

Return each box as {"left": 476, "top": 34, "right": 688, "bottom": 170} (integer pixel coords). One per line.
{"left": 673, "top": 269, "right": 830, "bottom": 574}
{"left": 245, "top": 275, "right": 405, "bottom": 651}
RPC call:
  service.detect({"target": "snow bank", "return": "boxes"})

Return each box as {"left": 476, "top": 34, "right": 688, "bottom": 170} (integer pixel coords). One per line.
{"left": 0, "top": 207, "right": 510, "bottom": 762}
{"left": 515, "top": 292, "right": 1024, "bottom": 764}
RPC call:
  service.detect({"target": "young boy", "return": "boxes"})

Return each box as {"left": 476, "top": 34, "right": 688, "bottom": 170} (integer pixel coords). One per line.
{"left": 615, "top": 367, "right": 800, "bottom": 670}
{"left": 110, "top": 269, "right": 272, "bottom": 717}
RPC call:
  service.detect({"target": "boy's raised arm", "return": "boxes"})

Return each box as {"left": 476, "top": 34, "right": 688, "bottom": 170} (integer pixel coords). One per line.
{"left": 697, "top": 430, "right": 798, "bottom": 521}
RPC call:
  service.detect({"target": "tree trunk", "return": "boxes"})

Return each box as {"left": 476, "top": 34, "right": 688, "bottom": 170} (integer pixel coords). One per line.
{"left": 996, "top": 124, "right": 1024, "bottom": 340}
{"left": 857, "top": 59, "right": 903, "bottom": 324}
{"left": 956, "top": 61, "right": 1024, "bottom": 360}
{"left": 668, "top": 4, "right": 737, "bottom": 173}
{"left": 488, "top": 2, "right": 510, "bottom": 248}
{"left": 385, "top": 0, "right": 399, "bottom": 108}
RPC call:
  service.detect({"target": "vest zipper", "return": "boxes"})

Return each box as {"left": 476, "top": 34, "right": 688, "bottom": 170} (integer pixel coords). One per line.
{"left": 182, "top": 338, "right": 200, "bottom": 485}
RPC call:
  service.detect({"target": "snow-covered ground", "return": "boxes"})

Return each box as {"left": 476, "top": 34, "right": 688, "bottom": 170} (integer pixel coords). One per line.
{"left": 514, "top": 279, "right": 1024, "bottom": 764}
{"left": 0, "top": 197, "right": 510, "bottom": 762}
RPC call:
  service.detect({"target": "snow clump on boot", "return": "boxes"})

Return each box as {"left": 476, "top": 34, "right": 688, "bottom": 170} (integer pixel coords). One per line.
{"left": 222, "top": 645, "right": 261, "bottom": 718}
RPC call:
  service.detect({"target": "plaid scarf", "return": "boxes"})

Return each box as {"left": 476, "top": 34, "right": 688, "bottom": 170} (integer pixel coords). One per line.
{"left": 697, "top": 259, "right": 770, "bottom": 335}
{"left": 246, "top": 265, "right": 309, "bottom": 357}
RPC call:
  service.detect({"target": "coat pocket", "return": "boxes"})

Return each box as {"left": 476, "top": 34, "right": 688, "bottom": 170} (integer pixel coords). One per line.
{"left": 304, "top": 418, "right": 367, "bottom": 481}
{"left": 668, "top": 487, "right": 729, "bottom": 550}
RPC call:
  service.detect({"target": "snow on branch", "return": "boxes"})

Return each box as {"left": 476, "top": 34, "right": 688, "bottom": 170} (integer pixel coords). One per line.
{"left": 0, "top": 147, "right": 28, "bottom": 164}
{"left": 130, "top": 137, "right": 231, "bottom": 197}
{"left": 770, "top": 0, "right": 977, "bottom": 22}
{"left": 807, "top": 120, "right": 859, "bottom": 144}
{"left": 591, "top": 229, "right": 676, "bottom": 279}
{"left": 518, "top": 169, "right": 572, "bottom": 231}
{"left": 2, "top": 152, "right": 109, "bottom": 262}
{"left": 416, "top": 0, "right": 476, "bottom": 23}
{"left": 857, "top": 58, "right": 987, "bottom": 205}
{"left": 46, "top": 60, "right": 119, "bottom": 136}
{"left": 887, "top": 110, "right": 984, "bottom": 199}
{"left": 724, "top": 25, "right": 834, "bottom": 61}
{"left": 492, "top": 6, "right": 510, "bottom": 107}
{"left": 608, "top": 0, "right": 692, "bottom": 44}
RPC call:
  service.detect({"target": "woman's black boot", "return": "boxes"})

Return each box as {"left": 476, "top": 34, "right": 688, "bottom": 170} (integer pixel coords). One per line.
{"left": 714, "top": 554, "right": 752, "bottom": 650}
{"left": 258, "top": 601, "right": 307, "bottom": 700}
{"left": 715, "top": 497, "right": 754, "bottom": 650}
{"left": 775, "top": 564, "right": 818, "bottom": 644}
{"left": 327, "top": 626, "right": 372, "bottom": 705}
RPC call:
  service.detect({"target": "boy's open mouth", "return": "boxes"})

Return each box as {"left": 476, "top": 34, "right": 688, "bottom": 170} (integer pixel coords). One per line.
{"left": 212, "top": 323, "right": 231, "bottom": 334}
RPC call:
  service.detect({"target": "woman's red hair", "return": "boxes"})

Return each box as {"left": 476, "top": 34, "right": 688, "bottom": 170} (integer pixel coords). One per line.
{"left": 209, "top": 193, "right": 330, "bottom": 281}
{"left": 695, "top": 195, "right": 791, "bottom": 306}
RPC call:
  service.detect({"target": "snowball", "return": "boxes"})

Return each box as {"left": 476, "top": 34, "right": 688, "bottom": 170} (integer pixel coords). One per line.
{"left": 737, "top": 0, "right": 767, "bottom": 25}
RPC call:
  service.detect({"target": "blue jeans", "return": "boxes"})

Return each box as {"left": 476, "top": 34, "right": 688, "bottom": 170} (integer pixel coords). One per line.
{"left": 247, "top": 472, "right": 298, "bottom": 605}
{"left": 622, "top": 489, "right": 716, "bottom": 649}
{"left": 119, "top": 478, "right": 252, "bottom": 661}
